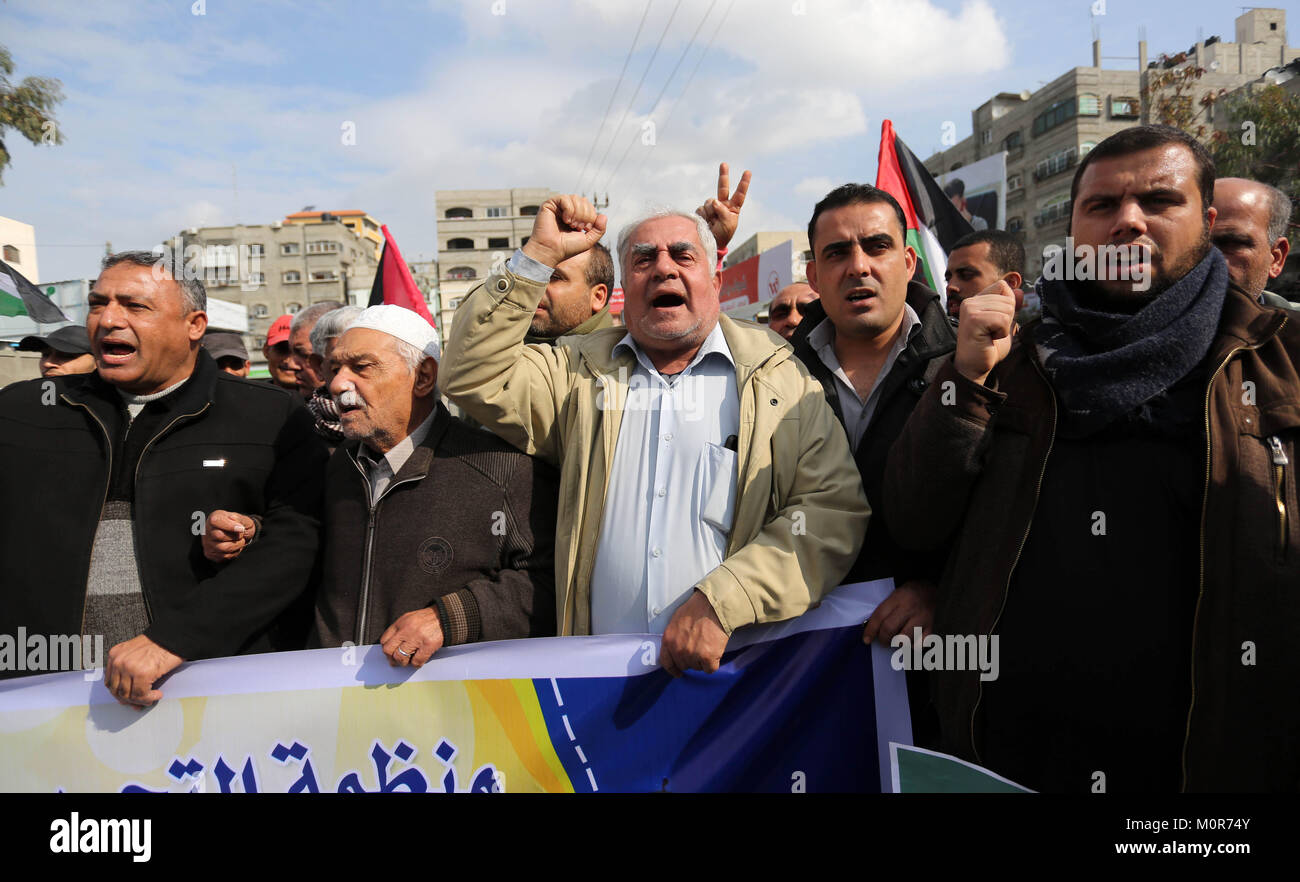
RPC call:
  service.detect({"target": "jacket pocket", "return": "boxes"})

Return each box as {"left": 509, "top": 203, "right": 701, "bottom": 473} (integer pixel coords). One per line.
{"left": 699, "top": 442, "right": 738, "bottom": 535}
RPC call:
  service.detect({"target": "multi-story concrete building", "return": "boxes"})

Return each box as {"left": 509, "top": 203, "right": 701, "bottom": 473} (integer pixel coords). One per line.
{"left": 0, "top": 215, "right": 40, "bottom": 284}
{"left": 435, "top": 188, "right": 558, "bottom": 336}
{"left": 283, "top": 210, "right": 385, "bottom": 260}
{"left": 162, "top": 218, "right": 379, "bottom": 361}
{"left": 924, "top": 8, "right": 1298, "bottom": 276}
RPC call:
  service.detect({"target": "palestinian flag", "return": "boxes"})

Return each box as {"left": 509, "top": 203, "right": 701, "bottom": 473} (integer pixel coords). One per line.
{"left": 0, "top": 259, "right": 67, "bottom": 322}
{"left": 368, "top": 225, "right": 437, "bottom": 328}
{"left": 875, "top": 119, "right": 974, "bottom": 306}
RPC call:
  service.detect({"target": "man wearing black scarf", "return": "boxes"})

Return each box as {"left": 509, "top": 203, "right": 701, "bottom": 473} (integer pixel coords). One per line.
{"left": 884, "top": 125, "right": 1300, "bottom": 792}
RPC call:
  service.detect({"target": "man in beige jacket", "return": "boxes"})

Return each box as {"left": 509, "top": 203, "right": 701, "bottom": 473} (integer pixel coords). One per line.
{"left": 441, "top": 194, "right": 868, "bottom": 677}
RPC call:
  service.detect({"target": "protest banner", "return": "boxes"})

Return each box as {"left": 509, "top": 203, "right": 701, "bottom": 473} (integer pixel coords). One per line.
{"left": 0, "top": 581, "right": 909, "bottom": 793}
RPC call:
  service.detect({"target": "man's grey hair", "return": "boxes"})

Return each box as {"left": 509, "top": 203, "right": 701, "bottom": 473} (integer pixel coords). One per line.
{"left": 616, "top": 209, "right": 718, "bottom": 279}
{"left": 309, "top": 305, "right": 364, "bottom": 355}
{"left": 289, "top": 301, "right": 344, "bottom": 339}
{"left": 390, "top": 337, "right": 433, "bottom": 374}
{"left": 1263, "top": 182, "right": 1294, "bottom": 245}
{"left": 102, "top": 250, "right": 206, "bottom": 314}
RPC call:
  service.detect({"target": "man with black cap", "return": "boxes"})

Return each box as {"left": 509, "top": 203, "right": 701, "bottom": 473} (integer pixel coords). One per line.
{"left": 17, "top": 325, "right": 96, "bottom": 378}
{"left": 0, "top": 250, "right": 327, "bottom": 701}
{"left": 202, "top": 330, "right": 252, "bottom": 377}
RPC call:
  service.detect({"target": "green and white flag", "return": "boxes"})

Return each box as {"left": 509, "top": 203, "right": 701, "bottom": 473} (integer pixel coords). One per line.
{"left": 0, "top": 259, "right": 67, "bottom": 322}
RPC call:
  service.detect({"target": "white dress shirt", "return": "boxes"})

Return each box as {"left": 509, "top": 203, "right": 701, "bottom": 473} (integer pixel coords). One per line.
{"left": 589, "top": 323, "right": 740, "bottom": 635}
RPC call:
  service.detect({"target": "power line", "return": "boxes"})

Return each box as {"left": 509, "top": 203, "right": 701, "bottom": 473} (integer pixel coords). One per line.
{"left": 573, "top": 1, "right": 654, "bottom": 193}
{"left": 623, "top": 0, "right": 736, "bottom": 186}
{"left": 601, "top": 0, "right": 719, "bottom": 194}
{"left": 584, "top": 0, "right": 684, "bottom": 194}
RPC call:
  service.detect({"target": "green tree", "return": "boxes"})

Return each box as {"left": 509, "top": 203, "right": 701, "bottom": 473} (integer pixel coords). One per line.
{"left": 0, "top": 45, "right": 65, "bottom": 185}
{"left": 1210, "top": 84, "right": 1300, "bottom": 245}
{"left": 1142, "top": 58, "right": 1219, "bottom": 138}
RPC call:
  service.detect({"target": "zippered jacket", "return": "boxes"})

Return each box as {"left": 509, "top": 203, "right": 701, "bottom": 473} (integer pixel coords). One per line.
{"left": 789, "top": 282, "right": 956, "bottom": 585}
{"left": 441, "top": 265, "right": 870, "bottom": 636}
{"left": 310, "top": 401, "right": 558, "bottom": 648}
{"left": 884, "top": 285, "right": 1300, "bottom": 791}
{"left": 0, "top": 351, "right": 328, "bottom": 662}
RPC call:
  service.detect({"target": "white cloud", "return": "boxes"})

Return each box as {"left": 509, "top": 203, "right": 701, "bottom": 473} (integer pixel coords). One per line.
{"left": 794, "top": 176, "right": 834, "bottom": 197}
{"left": 5, "top": 0, "right": 1010, "bottom": 282}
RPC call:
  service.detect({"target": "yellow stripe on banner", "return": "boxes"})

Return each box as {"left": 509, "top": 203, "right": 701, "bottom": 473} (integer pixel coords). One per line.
{"left": 466, "top": 679, "right": 574, "bottom": 793}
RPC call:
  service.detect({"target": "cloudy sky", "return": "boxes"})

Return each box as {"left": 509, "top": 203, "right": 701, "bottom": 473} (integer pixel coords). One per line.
{"left": 2, "top": 0, "right": 1255, "bottom": 283}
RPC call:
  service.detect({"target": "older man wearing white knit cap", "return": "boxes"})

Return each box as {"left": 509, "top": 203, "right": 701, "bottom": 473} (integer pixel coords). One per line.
{"left": 310, "top": 304, "right": 559, "bottom": 665}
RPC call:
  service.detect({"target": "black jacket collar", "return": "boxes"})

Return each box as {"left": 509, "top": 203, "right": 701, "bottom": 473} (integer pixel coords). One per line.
{"left": 343, "top": 399, "right": 455, "bottom": 484}
{"left": 61, "top": 349, "right": 218, "bottom": 432}
{"left": 790, "top": 280, "right": 955, "bottom": 364}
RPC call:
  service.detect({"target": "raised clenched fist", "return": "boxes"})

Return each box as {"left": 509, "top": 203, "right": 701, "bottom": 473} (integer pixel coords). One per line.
{"left": 520, "top": 195, "right": 608, "bottom": 269}
{"left": 954, "top": 280, "right": 1020, "bottom": 386}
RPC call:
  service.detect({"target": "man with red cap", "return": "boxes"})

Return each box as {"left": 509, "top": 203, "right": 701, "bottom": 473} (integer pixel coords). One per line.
{"left": 262, "top": 314, "right": 297, "bottom": 391}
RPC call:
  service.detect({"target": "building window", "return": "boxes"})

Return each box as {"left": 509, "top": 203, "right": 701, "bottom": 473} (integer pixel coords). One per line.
{"left": 1007, "top": 216, "right": 1024, "bottom": 234}
{"left": 1035, "top": 194, "right": 1072, "bottom": 228}
{"left": 448, "top": 297, "right": 463, "bottom": 310}
{"left": 1035, "top": 146, "right": 1078, "bottom": 181}
{"left": 281, "top": 243, "right": 301, "bottom": 256}
{"left": 283, "top": 271, "right": 302, "bottom": 283}
{"left": 247, "top": 272, "right": 265, "bottom": 285}
{"left": 307, "top": 241, "right": 340, "bottom": 254}
{"left": 1032, "top": 96, "right": 1077, "bottom": 136}
{"left": 3, "top": 245, "right": 18, "bottom": 262}
{"left": 1079, "top": 141, "right": 1096, "bottom": 157}
{"left": 1110, "top": 96, "right": 1140, "bottom": 118}
{"left": 1077, "top": 93, "right": 1101, "bottom": 116}
{"left": 286, "top": 302, "right": 302, "bottom": 314}
{"left": 253, "top": 304, "right": 269, "bottom": 318}
{"left": 447, "top": 237, "right": 474, "bottom": 250}
{"left": 520, "top": 205, "right": 540, "bottom": 216}
{"left": 246, "top": 243, "right": 265, "bottom": 257}
{"left": 447, "top": 266, "right": 477, "bottom": 281}
{"left": 521, "top": 236, "right": 530, "bottom": 246}
{"left": 488, "top": 237, "right": 509, "bottom": 249}
{"left": 309, "top": 270, "right": 340, "bottom": 282}
{"left": 444, "top": 207, "right": 472, "bottom": 219}
{"left": 1007, "top": 173, "right": 1023, "bottom": 191}
{"left": 1003, "top": 130, "right": 1022, "bottom": 150}
{"left": 981, "top": 129, "right": 993, "bottom": 144}
{"left": 486, "top": 207, "right": 507, "bottom": 218}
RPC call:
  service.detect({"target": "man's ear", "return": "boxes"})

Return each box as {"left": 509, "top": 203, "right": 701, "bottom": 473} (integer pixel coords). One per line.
{"left": 590, "top": 283, "right": 609, "bottom": 312}
{"left": 1270, "top": 237, "right": 1290, "bottom": 278}
{"left": 414, "top": 358, "right": 438, "bottom": 397}
{"left": 806, "top": 260, "right": 820, "bottom": 294}
{"left": 1004, "top": 271, "right": 1023, "bottom": 291}
{"left": 188, "top": 311, "right": 208, "bottom": 343}
{"left": 903, "top": 245, "right": 917, "bottom": 276}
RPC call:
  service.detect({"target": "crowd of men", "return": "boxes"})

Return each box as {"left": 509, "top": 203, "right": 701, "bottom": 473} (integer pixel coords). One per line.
{"left": 0, "top": 129, "right": 1296, "bottom": 793}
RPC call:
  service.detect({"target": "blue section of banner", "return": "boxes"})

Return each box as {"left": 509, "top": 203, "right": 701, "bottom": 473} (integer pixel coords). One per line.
{"left": 535, "top": 625, "right": 879, "bottom": 793}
